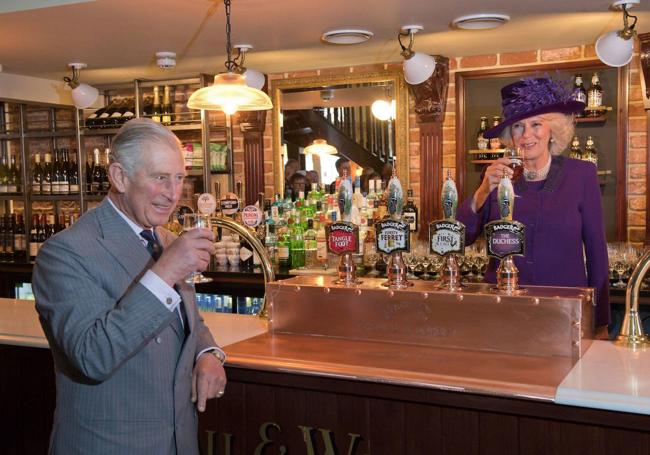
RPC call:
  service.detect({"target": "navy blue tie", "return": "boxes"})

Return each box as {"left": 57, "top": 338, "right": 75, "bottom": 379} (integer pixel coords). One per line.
{"left": 140, "top": 229, "right": 162, "bottom": 260}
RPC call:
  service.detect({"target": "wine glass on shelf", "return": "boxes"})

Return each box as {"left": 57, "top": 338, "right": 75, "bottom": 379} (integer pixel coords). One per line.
{"left": 182, "top": 213, "right": 214, "bottom": 284}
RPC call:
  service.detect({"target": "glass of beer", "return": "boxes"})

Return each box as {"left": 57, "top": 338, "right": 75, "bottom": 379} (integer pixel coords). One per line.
{"left": 504, "top": 147, "right": 524, "bottom": 181}
{"left": 183, "top": 213, "right": 214, "bottom": 284}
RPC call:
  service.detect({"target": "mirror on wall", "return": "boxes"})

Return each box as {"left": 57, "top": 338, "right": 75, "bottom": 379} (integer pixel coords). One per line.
{"left": 271, "top": 71, "right": 409, "bottom": 195}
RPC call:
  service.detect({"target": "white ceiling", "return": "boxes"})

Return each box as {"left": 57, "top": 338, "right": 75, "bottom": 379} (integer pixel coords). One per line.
{"left": 0, "top": 0, "right": 649, "bottom": 86}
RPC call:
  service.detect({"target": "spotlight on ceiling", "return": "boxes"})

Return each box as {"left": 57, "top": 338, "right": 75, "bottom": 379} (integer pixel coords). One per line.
{"left": 452, "top": 13, "right": 510, "bottom": 30}
{"left": 63, "top": 63, "right": 99, "bottom": 109}
{"left": 322, "top": 29, "right": 374, "bottom": 45}
{"left": 398, "top": 25, "right": 435, "bottom": 85}
{"left": 595, "top": 0, "right": 640, "bottom": 67}
{"left": 156, "top": 51, "right": 177, "bottom": 70}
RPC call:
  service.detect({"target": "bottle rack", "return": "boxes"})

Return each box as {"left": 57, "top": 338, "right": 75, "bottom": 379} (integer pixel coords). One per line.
{"left": 0, "top": 73, "right": 235, "bottom": 263}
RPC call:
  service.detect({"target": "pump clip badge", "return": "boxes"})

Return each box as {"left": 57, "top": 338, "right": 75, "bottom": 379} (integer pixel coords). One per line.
{"left": 326, "top": 222, "right": 358, "bottom": 255}
{"left": 375, "top": 219, "right": 409, "bottom": 254}
{"left": 485, "top": 220, "right": 525, "bottom": 259}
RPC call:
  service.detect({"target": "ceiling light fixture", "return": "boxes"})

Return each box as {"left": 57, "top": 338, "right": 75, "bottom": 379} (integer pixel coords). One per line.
{"left": 398, "top": 25, "right": 435, "bottom": 85}
{"left": 156, "top": 51, "right": 177, "bottom": 70}
{"left": 371, "top": 85, "right": 396, "bottom": 121}
{"left": 595, "top": 0, "right": 640, "bottom": 67}
{"left": 322, "top": 29, "right": 374, "bottom": 45}
{"left": 303, "top": 139, "right": 338, "bottom": 155}
{"left": 187, "top": 0, "right": 272, "bottom": 114}
{"left": 452, "top": 13, "right": 510, "bottom": 30}
{"left": 233, "top": 45, "right": 266, "bottom": 91}
{"left": 63, "top": 63, "right": 99, "bottom": 109}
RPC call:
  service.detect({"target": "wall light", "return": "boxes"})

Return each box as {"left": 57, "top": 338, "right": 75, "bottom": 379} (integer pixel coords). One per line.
{"left": 63, "top": 63, "right": 99, "bottom": 109}
{"left": 595, "top": 0, "right": 640, "bottom": 67}
{"left": 398, "top": 25, "right": 435, "bottom": 85}
{"left": 233, "top": 44, "right": 266, "bottom": 91}
{"left": 187, "top": 0, "right": 272, "bottom": 114}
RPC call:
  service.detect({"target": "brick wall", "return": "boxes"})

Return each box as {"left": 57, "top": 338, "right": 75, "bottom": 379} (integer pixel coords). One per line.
{"left": 256, "top": 43, "right": 647, "bottom": 242}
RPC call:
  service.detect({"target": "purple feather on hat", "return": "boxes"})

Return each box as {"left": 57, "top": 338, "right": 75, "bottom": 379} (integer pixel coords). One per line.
{"left": 503, "top": 77, "right": 573, "bottom": 119}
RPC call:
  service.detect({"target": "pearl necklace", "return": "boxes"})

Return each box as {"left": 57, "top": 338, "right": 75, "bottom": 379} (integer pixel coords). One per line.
{"left": 524, "top": 156, "right": 552, "bottom": 181}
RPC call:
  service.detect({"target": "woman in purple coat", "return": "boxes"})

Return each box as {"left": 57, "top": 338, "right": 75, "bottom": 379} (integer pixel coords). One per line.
{"left": 457, "top": 77, "right": 610, "bottom": 336}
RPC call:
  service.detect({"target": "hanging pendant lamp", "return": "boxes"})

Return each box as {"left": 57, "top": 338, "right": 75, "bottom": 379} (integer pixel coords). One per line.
{"left": 187, "top": 0, "right": 272, "bottom": 113}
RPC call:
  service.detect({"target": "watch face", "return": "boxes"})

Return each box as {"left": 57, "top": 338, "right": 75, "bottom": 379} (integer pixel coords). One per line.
{"left": 211, "top": 350, "right": 226, "bottom": 364}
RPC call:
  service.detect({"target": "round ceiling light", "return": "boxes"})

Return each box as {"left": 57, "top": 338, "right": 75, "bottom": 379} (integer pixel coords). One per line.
{"left": 452, "top": 13, "right": 510, "bottom": 30}
{"left": 322, "top": 29, "right": 374, "bottom": 45}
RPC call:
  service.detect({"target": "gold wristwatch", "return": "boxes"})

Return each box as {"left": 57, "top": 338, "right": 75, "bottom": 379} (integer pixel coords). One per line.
{"left": 209, "top": 349, "right": 226, "bottom": 364}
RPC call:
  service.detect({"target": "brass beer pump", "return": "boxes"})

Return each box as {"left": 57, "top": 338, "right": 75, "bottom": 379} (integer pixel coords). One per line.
{"left": 616, "top": 248, "right": 650, "bottom": 347}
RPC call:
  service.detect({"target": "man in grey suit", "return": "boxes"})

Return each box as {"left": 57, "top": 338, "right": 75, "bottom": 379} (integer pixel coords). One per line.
{"left": 33, "top": 118, "right": 226, "bottom": 455}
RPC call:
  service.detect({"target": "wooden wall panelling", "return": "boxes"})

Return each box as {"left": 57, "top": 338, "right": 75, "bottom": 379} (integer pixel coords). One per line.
{"left": 408, "top": 55, "right": 449, "bottom": 237}
{"left": 238, "top": 110, "right": 266, "bottom": 205}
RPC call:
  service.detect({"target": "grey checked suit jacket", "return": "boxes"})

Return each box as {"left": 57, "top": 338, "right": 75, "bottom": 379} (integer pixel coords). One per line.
{"left": 33, "top": 199, "right": 218, "bottom": 455}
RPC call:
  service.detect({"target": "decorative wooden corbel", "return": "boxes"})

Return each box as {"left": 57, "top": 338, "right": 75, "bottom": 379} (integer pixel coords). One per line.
{"left": 407, "top": 55, "right": 449, "bottom": 238}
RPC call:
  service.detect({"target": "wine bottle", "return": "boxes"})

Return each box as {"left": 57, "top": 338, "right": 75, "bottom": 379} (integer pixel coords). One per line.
{"left": 68, "top": 150, "right": 80, "bottom": 194}
{"left": 0, "top": 215, "right": 6, "bottom": 262}
{"left": 91, "top": 148, "right": 102, "bottom": 194}
{"left": 162, "top": 86, "right": 173, "bottom": 125}
{"left": 7, "top": 152, "right": 19, "bottom": 193}
{"left": 3, "top": 214, "right": 13, "bottom": 262}
{"left": 85, "top": 106, "right": 106, "bottom": 129}
{"left": 151, "top": 86, "right": 162, "bottom": 123}
{"left": 51, "top": 149, "right": 61, "bottom": 195}
{"left": 59, "top": 148, "right": 70, "bottom": 195}
{"left": 107, "top": 98, "right": 124, "bottom": 127}
{"left": 29, "top": 214, "right": 39, "bottom": 261}
{"left": 32, "top": 152, "right": 43, "bottom": 195}
{"left": 85, "top": 151, "right": 93, "bottom": 193}
{"left": 121, "top": 97, "right": 136, "bottom": 124}
{"left": 0, "top": 151, "right": 8, "bottom": 194}
{"left": 97, "top": 99, "right": 118, "bottom": 128}
{"left": 42, "top": 151, "right": 53, "bottom": 195}
{"left": 13, "top": 214, "right": 26, "bottom": 262}
{"left": 101, "top": 148, "right": 111, "bottom": 193}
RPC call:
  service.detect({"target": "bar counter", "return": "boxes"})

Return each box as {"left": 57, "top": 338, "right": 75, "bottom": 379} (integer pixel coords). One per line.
{"left": 2, "top": 293, "right": 650, "bottom": 454}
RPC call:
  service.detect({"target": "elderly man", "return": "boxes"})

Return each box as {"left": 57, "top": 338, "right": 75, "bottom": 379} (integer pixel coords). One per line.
{"left": 33, "top": 118, "right": 225, "bottom": 455}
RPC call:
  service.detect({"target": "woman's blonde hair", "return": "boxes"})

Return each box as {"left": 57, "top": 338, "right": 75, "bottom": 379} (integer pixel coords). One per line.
{"left": 499, "top": 113, "right": 575, "bottom": 156}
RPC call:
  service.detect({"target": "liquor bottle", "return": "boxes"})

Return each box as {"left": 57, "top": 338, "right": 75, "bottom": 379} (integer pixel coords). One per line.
{"left": 42, "top": 151, "right": 53, "bottom": 195}
{"left": 0, "top": 151, "right": 7, "bottom": 193}
{"left": 352, "top": 175, "right": 364, "bottom": 210}
{"left": 32, "top": 152, "right": 43, "bottom": 195}
{"left": 162, "top": 86, "right": 173, "bottom": 125}
{"left": 307, "top": 183, "right": 321, "bottom": 208}
{"left": 569, "top": 136, "right": 582, "bottom": 160}
{"left": 582, "top": 136, "right": 598, "bottom": 165}
{"left": 315, "top": 218, "right": 328, "bottom": 269}
{"left": 277, "top": 228, "right": 291, "bottom": 269}
{"left": 91, "top": 148, "right": 102, "bottom": 194}
{"left": 362, "top": 219, "right": 376, "bottom": 272}
{"left": 101, "top": 148, "right": 111, "bottom": 193}
{"left": 68, "top": 150, "right": 80, "bottom": 194}
{"left": 572, "top": 74, "right": 587, "bottom": 118}
{"left": 488, "top": 116, "right": 503, "bottom": 155}
{"left": 29, "top": 214, "right": 39, "bottom": 261}
{"left": 151, "top": 86, "right": 162, "bottom": 123}
{"left": 402, "top": 189, "right": 418, "bottom": 233}
{"left": 476, "top": 116, "right": 489, "bottom": 158}
{"left": 587, "top": 73, "right": 603, "bottom": 117}
{"left": 13, "top": 214, "right": 26, "bottom": 262}
{"left": 264, "top": 223, "right": 278, "bottom": 268}
{"left": 303, "top": 218, "right": 318, "bottom": 268}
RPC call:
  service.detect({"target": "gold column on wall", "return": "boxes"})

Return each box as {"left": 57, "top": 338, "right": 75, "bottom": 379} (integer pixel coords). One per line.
{"left": 408, "top": 56, "right": 449, "bottom": 239}
{"left": 639, "top": 32, "right": 650, "bottom": 245}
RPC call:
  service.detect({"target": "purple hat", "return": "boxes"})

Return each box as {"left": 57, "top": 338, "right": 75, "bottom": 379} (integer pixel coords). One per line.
{"left": 483, "top": 77, "right": 585, "bottom": 139}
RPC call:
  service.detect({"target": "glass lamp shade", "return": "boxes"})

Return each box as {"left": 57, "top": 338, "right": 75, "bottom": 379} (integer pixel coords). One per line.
{"left": 403, "top": 52, "right": 435, "bottom": 85}
{"left": 595, "top": 30, "right": 634, "bottom": 67}
{"left": 371, "top": 99, "right": 396, "bottom": 121}
{"left": 187, "top": 72, "right": 272, "bottom": 113}
{"left": 243, "top": 68, "right": 266, "bottom": 90}
{"left": 303, "top": 139, "right": 337, "bottom": 155}
{"left": 71, "top": 83, "right": 99, "bottom": 109}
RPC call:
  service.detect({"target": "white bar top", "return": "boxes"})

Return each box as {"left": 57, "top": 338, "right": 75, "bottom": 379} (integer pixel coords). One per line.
{"left": 0, "top": 298, "right": 267, "bottom": 349}
{"left": 2, "top": 298, "right": 649, "bottom": 415}
{"left": 555, "top": 340, "right": 650, "bottom": 415}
